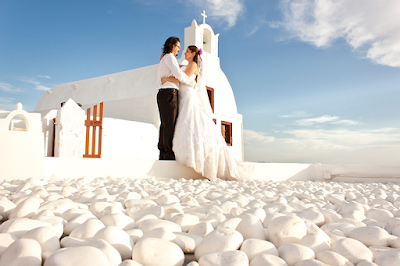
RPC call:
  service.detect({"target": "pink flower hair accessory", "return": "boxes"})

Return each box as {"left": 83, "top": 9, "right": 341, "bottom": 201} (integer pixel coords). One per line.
{"left": 199, "top": 48, "right": 203, "bottom": 55}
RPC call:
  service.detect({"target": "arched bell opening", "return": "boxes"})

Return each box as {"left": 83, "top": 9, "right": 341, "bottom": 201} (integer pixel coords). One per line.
{"left": 203, "top": 28, "right": 212, "bottom": 54}
{"left": 8, "top": 114, "right": 29, "bottom": 131}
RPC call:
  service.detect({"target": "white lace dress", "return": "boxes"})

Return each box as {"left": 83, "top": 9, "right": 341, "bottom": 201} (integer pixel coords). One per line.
{"left": 172, "top": 67, "right": 253, "bottom": 181}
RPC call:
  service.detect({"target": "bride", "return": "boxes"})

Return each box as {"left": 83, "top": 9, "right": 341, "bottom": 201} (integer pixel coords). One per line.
{"left": 161, "top": 45, "right": 253, "bottom": 181}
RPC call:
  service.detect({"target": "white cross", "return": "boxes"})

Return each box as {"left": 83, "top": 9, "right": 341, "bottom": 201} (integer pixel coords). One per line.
{"left": 201, "top": 10, "right": 207, "bottom": 24}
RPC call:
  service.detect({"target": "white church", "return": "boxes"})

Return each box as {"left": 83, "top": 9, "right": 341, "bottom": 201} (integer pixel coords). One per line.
{"left": 34, "top": 18, "right": 244, "bottom": 162}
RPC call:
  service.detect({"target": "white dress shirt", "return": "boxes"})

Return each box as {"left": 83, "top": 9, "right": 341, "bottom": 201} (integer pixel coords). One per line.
{"left": 157, "top": 53, "right": 195, "bottom": 89}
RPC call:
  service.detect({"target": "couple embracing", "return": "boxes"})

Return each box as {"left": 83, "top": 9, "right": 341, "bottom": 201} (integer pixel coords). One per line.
{"left": 156, "top": 37, "right": 252, "bottom": 181}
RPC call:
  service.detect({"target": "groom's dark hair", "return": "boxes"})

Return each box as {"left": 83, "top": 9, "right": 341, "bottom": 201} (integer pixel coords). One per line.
{"left": 162, "top": 37, "right": 180, "bottom": 54}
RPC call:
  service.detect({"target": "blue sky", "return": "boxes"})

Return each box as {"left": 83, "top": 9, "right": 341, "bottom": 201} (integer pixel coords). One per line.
{"left": 1, "top": 0, "right": 399, "bottom": 166}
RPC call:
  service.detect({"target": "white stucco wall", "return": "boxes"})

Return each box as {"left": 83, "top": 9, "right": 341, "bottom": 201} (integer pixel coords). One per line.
{"left": 0, "top": 105, "right": 45, "bottom": 180}
{"left": 54, "top": 99, "right": 85, "bottom": 158}
{"left": 35, "top": 64, "right": 159, "bottom": 117}
{"left": 102, "top": 118, "right": 159, "bottom": 160}
{"left": 39, "top": 159, "right": 400, "bottom": 183}
{"left": 42, "top": 109, "right": 58, "bottom": 157}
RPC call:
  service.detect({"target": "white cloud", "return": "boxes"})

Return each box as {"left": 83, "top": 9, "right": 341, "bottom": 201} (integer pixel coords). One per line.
{"left": 0, "top": 97, "right": 16, "bottom": 111}
{"left": 332, "top": 119, "right": 362, "bottom": 125}
{"left": 37, "top": 75, "right": 51, "bottom": 79}
{"left": 280, "top": 111, "right": 310, "bottom": 118}
{"left": 187, "top": 0, "right": 245, "bottom": 27}
{"left": 285, "top": 128, "right": 400, "bottom": 145}
{"left": 244, "top": 129, "right": 275, "bottom": 144}
{"left": 0, "top": 83, "right": 13, "bottom": 92}
{"left": 20, "top": 77, "right": 51, "bottom": 91}
{"left": 295, "top": 115, "right": 362, "bottom": 126}
{"left": 0, "top": 82, "right": 23, "bottom": 93}
{"left": 244, "top": 127, "right": 400, "bottom": 165}
{"left": 278, "top": 0, "right": 400, "bottom": 67}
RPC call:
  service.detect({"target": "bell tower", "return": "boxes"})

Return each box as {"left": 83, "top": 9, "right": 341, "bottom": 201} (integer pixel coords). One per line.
{"left": 180, "top": 11, "right": 220, "bottom": 58}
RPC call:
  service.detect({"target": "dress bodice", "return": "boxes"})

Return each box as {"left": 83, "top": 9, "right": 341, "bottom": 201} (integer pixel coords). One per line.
{"left": 180, "top": 66, "right": 196, "bottom": 91}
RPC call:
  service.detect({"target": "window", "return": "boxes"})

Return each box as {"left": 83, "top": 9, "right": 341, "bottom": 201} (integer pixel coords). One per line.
{"left": 221, "top": 121, "right": 232, "bottom": 146}
{"left": 206, "top": 86, "right": 214, "bottom": 112}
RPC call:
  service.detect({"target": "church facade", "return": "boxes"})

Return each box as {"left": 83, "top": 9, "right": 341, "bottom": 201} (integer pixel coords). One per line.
{"left": 34, "top": 19, "right": 244, "bottom": 161}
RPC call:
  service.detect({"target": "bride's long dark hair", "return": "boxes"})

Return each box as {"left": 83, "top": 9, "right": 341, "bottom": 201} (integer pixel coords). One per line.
{"left": 188, "top": 45, "right": 201, "bottom": 81}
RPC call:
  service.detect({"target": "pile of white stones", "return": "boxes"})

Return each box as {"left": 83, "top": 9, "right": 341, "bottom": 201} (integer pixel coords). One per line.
{"left": 1, "top": 176, "right": 400, "bottom": 266}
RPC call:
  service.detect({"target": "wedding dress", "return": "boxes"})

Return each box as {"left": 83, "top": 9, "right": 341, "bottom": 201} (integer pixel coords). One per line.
{"left": 172, "top": 65, "right": 254, "bottom": 181}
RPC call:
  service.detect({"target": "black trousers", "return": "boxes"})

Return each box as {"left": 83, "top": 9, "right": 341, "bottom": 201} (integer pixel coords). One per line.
{"left": 157, "top": 88, "right": 179, "bottom": 160}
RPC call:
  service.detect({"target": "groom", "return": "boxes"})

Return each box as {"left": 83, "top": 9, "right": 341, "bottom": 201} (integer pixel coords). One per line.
{"left": 156, "top": 37, "right": 195, "bottom": 160}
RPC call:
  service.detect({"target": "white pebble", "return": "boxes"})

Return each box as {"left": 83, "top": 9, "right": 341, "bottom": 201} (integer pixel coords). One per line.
{"left": 127, "top": 205, "right": 166, "bottom": 221}
{"left": 195, "top": 228, "right": 243, "bottom": 260}
{"left": 138, "top": 218, "right": 182, "bottom": 233}
{"left": 156, "top": 194, "right": 180, "bottom": 205}
{"left": 0, "top": 233, "right": 17, "bottom": 256}
{"left": 242, "top": 208, "right": 266, "bottom": 222}
{"left": 348, "top": 226, "right": 390, "bottom": 247}
{"left": 250, "top": 253, "right": 288, "bottom": 266}
{"left": 198, "top": 250, "right": 248, "bottom": 266}
{"left": 79, "top": 239, "right": 122, "bottom": 266}
{"left": 294, "top": 259, "right": 329, "bottom": 266}
{"left": 60, "top": 236, "right": 86, "bottom": 247}
{"left": 93, "top": 226, "right": 134, "bottom": 260}
{"left": 298, "top": 232, "right": 330, "bottom": 254}
{"left": 125, "top": 228, "right": 144, "bottom": 244}
{"left": 118, "top": 259, "right": 144, "bottom": 266}
{"left": 1, "top": 218, "right": 50, "bottom": 238}
{"left": 297, "top": 208, "right": 325, "bottom": 226}
{"left": 0, "top": 238, "right": 42, "bottom": 266}
{"left": 278, "top": 243, "right": 315, "bottom": 266}
{"left": 69, "top": 218, "right": 105, "bottom": 239}
{"left": 320, "top": 209, "right": 341, "bottom": 224}
{"left": 240, "top": 238, "right": 278, "bottom": 261}
{"left": 37, "top": 198, "right": 72, "bottom": 215}
{"left": 315, "top": 250, "right": 353, "bottom": 266}
{"left": 100, "top": 213, "right": 136, "bottom": 230}
{"left": 375, "top": 249, "right": 400, "bottom": 266}
{"left": 21, "top": 226, "right": 60, "bottom": 252}
{"left": 188, "top": 221, "right": 214, "bottom": 238}
{"left": 61, "top": 208, "right": 89, "bottom": 221}
{"left": 63, "top": 212, "right": 96, "bottom": 235}
{"left": 132, "top": 238, "right": 184, "bottom": 266}
{"left": 9, "top": 197, "right": 41, "bottom": 219}
{"left": 268, "top": 215, "right": 307, "bottom": 247}
{"left": 170, "top": 213, "right": 200, "bottom": 232}
{"left": 217, "top": 217, "right": 242, "bottom": 230}
{"left": 331, "top": 238, "right": 373, "bottom": 264}
{"left": 0, "top": 198, "right": 16, "bottom": 220}
{"left": 174, "top": 232, "right": 203, "bottom": 253}
{"left": 141, "top": 227, "right": 176, "bottom": 241}
{"left": 356, "top": 261, "right": 378, "bottom": 266}
{"left": 366, "top": 208, "right": 394, "bottom": 227}
{"left": 236, "top": 214, "right": 266, "bottom": 240}
{"left": 44, "top": 246, "right": 110, "bottom": 266}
